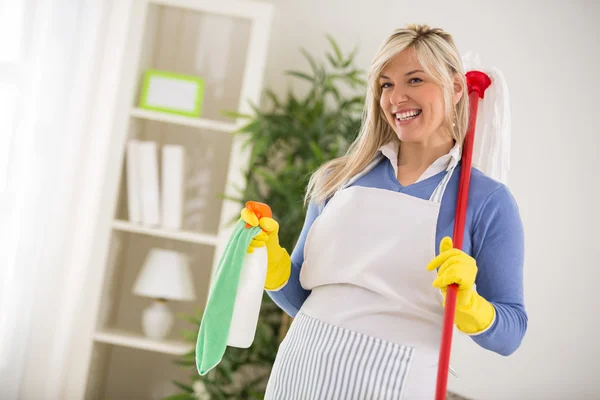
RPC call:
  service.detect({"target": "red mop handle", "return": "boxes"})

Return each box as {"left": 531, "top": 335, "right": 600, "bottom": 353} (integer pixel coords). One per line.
{"left": 435, "top": 71, "right": 491, "bottom": 400}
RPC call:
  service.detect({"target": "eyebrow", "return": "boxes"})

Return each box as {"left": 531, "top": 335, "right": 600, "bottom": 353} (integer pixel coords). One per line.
{"left": 379, "top": 69, "right": 424, "bottom": 80}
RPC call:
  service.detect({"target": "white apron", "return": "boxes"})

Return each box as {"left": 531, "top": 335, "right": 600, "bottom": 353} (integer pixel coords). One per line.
{"left": 265, "top": 154, "right": 457, "bottom": 399}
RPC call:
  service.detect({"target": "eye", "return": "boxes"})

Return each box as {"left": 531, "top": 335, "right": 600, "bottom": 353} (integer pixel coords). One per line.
{"left": 408, "top": 77, "right": 423, "bottom": 84}
{"left": 380, "top": 82, "right": 392, "bottom": 89}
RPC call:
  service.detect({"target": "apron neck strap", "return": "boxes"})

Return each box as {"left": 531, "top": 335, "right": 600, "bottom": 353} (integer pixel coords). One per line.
{"left": 337, "top": 154, "right": 385, "bottom": 194}
{"left": 333, "top": 153, "right": 458, "bottom": 206}
{"left": 429, "top": 163, "right": 458, "bottom": 205}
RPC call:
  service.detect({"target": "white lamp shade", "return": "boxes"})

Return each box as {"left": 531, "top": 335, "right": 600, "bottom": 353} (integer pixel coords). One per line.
{"left": 133, "top": 248, "right": 196, "bottom": 301}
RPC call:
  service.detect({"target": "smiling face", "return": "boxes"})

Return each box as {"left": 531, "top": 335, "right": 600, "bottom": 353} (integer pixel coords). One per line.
{"left": 379, "top": 47, "right": 450, "bottom": 145}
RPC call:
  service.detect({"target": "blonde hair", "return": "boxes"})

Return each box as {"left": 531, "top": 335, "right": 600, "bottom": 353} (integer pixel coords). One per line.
{"left": 304, "top": 24, "right": 469, "bottom": 206}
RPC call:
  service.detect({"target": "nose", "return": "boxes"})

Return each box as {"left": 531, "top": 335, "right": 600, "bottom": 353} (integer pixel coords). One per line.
{"left": 389, "top": 87, "right": 408, "bottom": 105}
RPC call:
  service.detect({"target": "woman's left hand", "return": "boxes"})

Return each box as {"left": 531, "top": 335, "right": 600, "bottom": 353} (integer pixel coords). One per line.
{"left": 426, "top": 236, "right": 496, "bottom": 334}
{"left": 426, "top": 236, "right": 477, "bottom": 308}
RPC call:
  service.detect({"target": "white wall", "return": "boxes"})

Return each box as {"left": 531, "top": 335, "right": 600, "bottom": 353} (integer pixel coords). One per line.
{"left": 260, "top": 0, "right": 600, "bottom": 399}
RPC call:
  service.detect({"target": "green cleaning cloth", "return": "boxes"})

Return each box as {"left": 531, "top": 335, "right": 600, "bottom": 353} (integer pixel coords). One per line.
{"left": 196, "top": 219, "right": 261, "bottom": 375}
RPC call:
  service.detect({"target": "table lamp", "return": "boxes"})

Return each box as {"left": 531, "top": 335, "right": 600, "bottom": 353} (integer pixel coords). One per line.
{"left": 133, "top": 248, "right": 196, "bottom": 339}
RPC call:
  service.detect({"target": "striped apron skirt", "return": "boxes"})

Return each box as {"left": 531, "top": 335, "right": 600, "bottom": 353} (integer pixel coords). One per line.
{"left": 264, "top": 313, "right": 415, "bottom": 400}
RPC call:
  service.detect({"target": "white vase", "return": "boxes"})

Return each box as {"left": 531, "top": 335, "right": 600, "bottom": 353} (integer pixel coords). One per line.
{"left": 141, "top": 299, "right": 174, "bottom": 339}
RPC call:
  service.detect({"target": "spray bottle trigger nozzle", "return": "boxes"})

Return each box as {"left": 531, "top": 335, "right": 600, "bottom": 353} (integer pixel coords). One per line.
{"left": 244, "top": 201, "right": 272, "bottom": 230}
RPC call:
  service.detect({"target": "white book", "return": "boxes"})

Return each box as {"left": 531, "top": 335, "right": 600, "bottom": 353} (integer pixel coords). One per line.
{"left": 138, "top": 141, "right": 161, "bottom": 226}
{"left": 161, "top": 144, "right": 185, "bottom": 230}
{"left": 126, "top": 140, "right": 142, "bottom": 223}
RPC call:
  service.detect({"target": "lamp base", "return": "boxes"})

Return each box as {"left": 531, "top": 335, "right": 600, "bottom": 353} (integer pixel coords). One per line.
{"left": 141, "top": 299, "right": 174, "bottom": 340}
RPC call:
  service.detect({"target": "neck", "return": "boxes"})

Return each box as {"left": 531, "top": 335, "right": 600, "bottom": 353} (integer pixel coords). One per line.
{"left": 397, "top": 135, "right": 455, "bottom": 171}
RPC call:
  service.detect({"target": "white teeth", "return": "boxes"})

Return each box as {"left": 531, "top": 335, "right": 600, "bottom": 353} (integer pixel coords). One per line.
{"left": 395, "top": 110, "right": 421, "bottom": 120}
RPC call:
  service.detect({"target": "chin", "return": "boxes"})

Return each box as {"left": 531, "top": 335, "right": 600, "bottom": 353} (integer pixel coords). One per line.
{"left": 393, "top": 129, "right": 427, "bottom": 143}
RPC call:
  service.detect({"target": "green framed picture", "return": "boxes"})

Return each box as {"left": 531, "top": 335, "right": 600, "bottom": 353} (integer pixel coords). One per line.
{"left": 139, "top": 69, "right": 205, "bottom": 118}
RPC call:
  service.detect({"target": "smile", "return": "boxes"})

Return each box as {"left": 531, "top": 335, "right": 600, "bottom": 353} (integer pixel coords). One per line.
{"left": 395, "top": 109, "right": 422, "bottom": 121}
{"left": 394, "top": 109, "right": 422, "bottom": 123}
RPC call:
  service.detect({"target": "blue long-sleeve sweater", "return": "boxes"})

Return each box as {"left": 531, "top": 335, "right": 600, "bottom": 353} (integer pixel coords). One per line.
{"left": 267, "top": 157, "right": 527, "bottom": 356}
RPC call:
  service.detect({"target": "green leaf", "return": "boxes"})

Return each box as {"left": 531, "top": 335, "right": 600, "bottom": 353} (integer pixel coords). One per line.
{"left": 300, "top": 47, "right": 319, "bottom": 75}
{"left": 172, "top": 380, "right": 194, "bottom": 393}
{"left": 248, "top": 390, "right": 265, "bottom": 399}
{"left": 326, "top": 34, "right": 343, "bottom": 62}
{"left": 180, "top": 329, "right": 198, "bottom": 342}
{"left": 217, "top": 357, "right": 234, "bottom": 383}
{"left": 285, "top": 70, "right": 314, "bottom": 83}
{"left": 264, "top": 89, "right": 281, "bottom": 109}
{"left": 172, "top": 360, "right": 195, "bottom": 367}
{"left": 342, "top": 45, "right": 359, "bottom": 68}
{"left": 176, "top": 312, "right": 201, "bottom": 326}
{"left": 221, "top": 110, "right": 252, "bottom": 119}
{"left": 309, "top": 140, "right": 324, "bottom": 160}
{"left": 326, "top": 53, "right": 339, "bottom": 68}
{"left": 218, "top": 193, "right": 244, "bottom": 204}
{"left": 236, "top": 119, "right": 262, "bottom": 135}
{"left": 180, "top": 351, "right": 196, "bottom": 363}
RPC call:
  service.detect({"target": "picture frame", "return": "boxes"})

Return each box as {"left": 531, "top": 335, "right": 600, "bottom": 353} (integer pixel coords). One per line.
{"left": 139, "top": 69, "right": 205, "bottom": 118}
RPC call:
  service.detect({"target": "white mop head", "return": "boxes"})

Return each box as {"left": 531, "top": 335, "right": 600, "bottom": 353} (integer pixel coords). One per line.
{"left": 461, "top": 52, "right": 512, "bottom": 185}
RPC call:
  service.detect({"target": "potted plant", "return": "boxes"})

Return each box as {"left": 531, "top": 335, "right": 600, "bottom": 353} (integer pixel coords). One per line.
{"left": 166, "top": 36, "right": 366, "bottom": 400}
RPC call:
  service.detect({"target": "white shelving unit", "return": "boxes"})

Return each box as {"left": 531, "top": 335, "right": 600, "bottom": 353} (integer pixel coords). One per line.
{"left": 67, "top": 0, "right": 274, "bottom": 398}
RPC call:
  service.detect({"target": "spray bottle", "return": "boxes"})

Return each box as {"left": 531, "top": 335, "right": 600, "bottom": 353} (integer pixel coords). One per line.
{"left": 226, "top": 201, "right": 272, "bottom": 348}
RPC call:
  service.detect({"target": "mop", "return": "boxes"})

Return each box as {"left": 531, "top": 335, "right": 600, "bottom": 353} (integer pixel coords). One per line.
{"left": 435, "top": 53, "right": 512, "bottom": 399}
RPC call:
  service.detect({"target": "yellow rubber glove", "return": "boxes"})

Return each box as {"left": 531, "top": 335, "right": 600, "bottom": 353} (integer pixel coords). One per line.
{"left": 426, "top": 237, "right": 496, "bottom": 334}
{"left": 240, "top": 207, "right": 291, "bottom": 291}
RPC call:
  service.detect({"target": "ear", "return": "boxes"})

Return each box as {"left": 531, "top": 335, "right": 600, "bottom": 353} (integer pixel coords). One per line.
{"left": 452, "top": 73, "right": 464, "bottom": 105}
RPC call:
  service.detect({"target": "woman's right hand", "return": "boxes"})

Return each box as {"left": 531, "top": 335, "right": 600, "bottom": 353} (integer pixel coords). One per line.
{"left": 240, "top": 207, "right": 291, "bottom": 291}
{"left": 241, "top": 207, "right": 270, "bottom": 254}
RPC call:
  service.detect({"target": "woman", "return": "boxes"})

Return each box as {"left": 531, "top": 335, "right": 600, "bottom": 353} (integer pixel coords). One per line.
{"left": 242, "top": 24, "right": 527, "bottom": 399}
